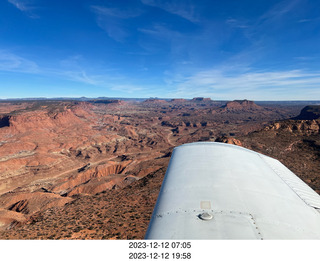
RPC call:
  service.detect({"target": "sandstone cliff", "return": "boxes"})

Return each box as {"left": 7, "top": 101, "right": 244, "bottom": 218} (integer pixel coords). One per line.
{"left": 293, "top": 105, "right": 320, "bottom": 120}
{"left": 220, "top": 99, "right": 263, "bottom": 112}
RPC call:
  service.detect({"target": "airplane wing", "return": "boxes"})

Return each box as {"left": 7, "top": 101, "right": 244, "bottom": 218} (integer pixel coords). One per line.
{"left": 145, "top": 142, "right": 320, "bottom": 239}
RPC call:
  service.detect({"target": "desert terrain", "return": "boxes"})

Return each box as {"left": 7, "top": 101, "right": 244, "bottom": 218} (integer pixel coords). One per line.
{"left": 0, "top": 98, "right": 319, "bottom": 239}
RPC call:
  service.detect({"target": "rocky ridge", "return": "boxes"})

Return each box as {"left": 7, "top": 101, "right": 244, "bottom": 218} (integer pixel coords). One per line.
{"left": 239, "top": 106, "right": 320, "bottom": 193}
{"left": 293, "top": 105, "right": 320, "bottom": 120}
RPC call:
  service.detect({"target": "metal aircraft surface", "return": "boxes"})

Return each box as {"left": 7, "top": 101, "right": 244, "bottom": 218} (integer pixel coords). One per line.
{"left": 145, "top": 142, "right": 320, "bottom": 239}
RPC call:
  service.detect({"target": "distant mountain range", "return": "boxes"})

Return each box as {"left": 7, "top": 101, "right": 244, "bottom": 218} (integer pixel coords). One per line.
{"left": 1, "top": 97, "right": 320, "bottom": 106}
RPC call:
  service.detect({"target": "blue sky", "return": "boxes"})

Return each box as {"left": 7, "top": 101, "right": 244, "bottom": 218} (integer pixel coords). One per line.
{"left": 1, "top": 0, "right": 320, "bottom": 100}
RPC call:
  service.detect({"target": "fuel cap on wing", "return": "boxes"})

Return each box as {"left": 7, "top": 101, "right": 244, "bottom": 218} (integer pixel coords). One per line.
{"left": 199, "top": 212, "right": 213, "bottom": 220}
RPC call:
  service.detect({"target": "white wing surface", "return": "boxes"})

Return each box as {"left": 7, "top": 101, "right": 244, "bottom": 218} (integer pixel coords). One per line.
{"left": 145, "top": 142, "right": 320, "bottom": 239}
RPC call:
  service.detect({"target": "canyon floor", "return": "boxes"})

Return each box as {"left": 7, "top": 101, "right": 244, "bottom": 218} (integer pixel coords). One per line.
{"left": 0, "top": 98, "right": 319, "bottom": 239}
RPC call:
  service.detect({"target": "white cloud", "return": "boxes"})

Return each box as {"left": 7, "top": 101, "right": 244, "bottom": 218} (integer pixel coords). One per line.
{"left": 8, "top": 0, "right": 28, "bottom": 11}
{"left": 141, "top": 0, "right": 198, "bottom": 23}
{"left": 0, "top": 51, "right": 107, "bottom": 87}
{"left": 298, "top": 19, "right": 313, "bottom": 23}
{"left": 294, "top": 56, "right": 316, "bottom": 61}
{"left": 110, "top": 84, "right": 144, "bottom": 94}
{"left": 91, "top": 5, "right": 142, "bottom": 19}
{"left": 62, "top": 70, "right": 101, "bottom": 85}
{"left": 8, "top": 0, "right": 38, "bottom": 18}
{"left": 0, "top": 50, "right": 39, "bottom": 73}
{"left": 226, "top": 19, "right": 249, "bottom": 29}
{"left": 258, "top": 0, "right": 301, "bottom": 25}
{"left": 91, "top": 5, "right": 142, "bottom": 42}
{"left": 166, "top": 67, "right": 320, "bottom": 100}
{"left": 139, "top": 24, "right": 181, "bottom": 39}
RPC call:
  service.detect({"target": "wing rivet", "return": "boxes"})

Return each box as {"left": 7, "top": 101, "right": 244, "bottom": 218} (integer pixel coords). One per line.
{"left": 199, "top": 212, "right": 213, "bottom": 221}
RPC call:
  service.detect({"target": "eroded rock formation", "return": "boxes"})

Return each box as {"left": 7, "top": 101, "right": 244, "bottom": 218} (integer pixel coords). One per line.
{"left": 0, "top": 99, "right": 315, "bottom": 238}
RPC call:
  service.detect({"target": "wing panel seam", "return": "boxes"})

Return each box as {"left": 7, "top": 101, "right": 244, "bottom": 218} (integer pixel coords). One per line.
{"left": 259, "top": 154, "right": 320, "bottom": 209}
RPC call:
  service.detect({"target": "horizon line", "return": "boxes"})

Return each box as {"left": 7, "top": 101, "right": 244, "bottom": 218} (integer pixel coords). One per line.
{"left": 1, "top": 97, "right": 320, "bottom": 102}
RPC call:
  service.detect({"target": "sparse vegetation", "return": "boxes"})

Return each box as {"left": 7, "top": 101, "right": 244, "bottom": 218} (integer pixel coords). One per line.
{"left": 0, "top": 100, "right": 319, "bottom": 239}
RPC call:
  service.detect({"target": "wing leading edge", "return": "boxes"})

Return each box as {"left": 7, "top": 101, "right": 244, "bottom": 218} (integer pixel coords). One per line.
{"left": 145, "top": 142, "right": 320, "bottom": 239}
